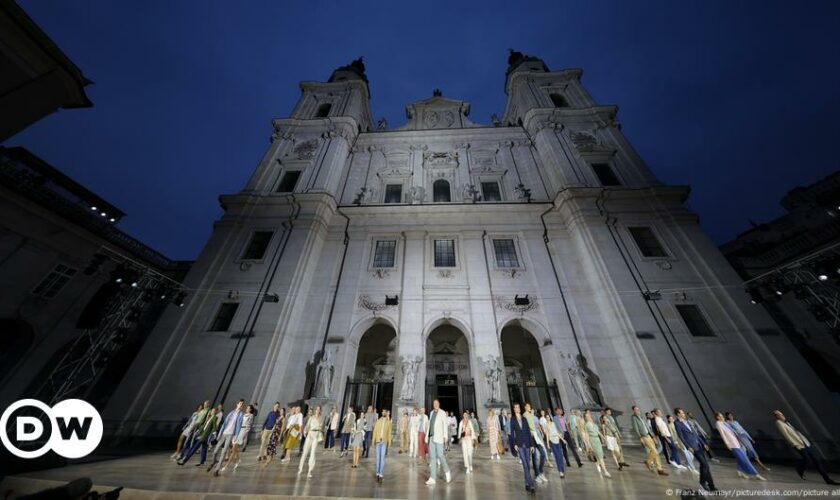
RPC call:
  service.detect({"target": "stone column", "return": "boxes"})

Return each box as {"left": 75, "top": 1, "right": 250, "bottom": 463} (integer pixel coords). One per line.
{"left": 396, "top": 230, "right": 426, "bottom": 412}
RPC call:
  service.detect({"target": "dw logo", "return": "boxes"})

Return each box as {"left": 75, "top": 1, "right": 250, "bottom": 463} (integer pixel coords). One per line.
{"left": 0, "top": 399, "right": 103, "bottom": 459}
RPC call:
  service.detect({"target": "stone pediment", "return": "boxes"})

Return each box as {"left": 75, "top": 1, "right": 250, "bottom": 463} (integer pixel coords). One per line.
{"left": 397, "top": 92, "right": 482, "bottom": 131}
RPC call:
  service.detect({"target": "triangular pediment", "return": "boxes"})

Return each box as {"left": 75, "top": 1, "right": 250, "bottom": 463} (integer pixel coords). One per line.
{"left": 397, "top": 93, "right": 482, "bottom": 131}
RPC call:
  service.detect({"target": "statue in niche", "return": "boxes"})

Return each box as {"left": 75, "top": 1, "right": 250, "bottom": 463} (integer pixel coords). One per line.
{"left": 491, "top": 114, "right": 502, "bottom": 127}
{"left": 377, "top": 117, "right": 388, "bottom": 130}
{"left": 483, "top": 355, "right": 503, "bottom": 403}
{"left": 567, "top": 353, "right": 601, "bottom": 408}
{"left": 409, "top": 185, "right": 425, "bottom": 204}
{"left": 314, "top": 347, "right": 335, "bottom": 398}
{"left": 399, "top": 355, "right": 422, "bottom": 401}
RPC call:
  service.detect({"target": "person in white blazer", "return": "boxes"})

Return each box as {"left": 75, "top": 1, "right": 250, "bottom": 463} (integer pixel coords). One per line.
{"left": 425, "top": 399, "right": 452, "bottom": 485}
{"left": 458, "top": 411, "right": 479, "bottom": 473}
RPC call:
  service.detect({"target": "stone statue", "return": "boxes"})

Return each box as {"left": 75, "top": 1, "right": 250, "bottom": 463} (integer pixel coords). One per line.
{"left": 399, "top": 356, "right": 422, "bottom": 401}
{"left": 377, "top": 117, "right": 388, "bottom": 130}
{"left": 490, "top": 114, "right": 502, "bottom": 127}
{"left": 568, "top": 354, "right": 598, "bottom": 407}
{"left": 483, "top": 355, "right": 503, "bottom": 403}
{"left": 409, "top": 185, "right": 425, "bottom": 204}
{"left": 462, "top": 184, "right": 480, "bottom": 203}
{"left": 314, "top": 347, "right": 334, "bottom": 398}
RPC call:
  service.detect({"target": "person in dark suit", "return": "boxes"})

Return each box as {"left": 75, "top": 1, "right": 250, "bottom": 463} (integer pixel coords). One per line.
{"left": 674, "top": 408, "right": 717, "bottom": 492}
{"left": 510, "top": 403, "right": 537, "bottom": 494}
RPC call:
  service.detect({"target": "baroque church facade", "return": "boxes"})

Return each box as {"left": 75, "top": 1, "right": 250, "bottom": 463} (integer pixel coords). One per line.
{"left": 106, "top": 53, "right": 839, "bottom": 455}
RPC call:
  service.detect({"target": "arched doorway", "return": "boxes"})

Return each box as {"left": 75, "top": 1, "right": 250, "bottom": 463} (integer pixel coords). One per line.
{"left": 342, "top": 323, "right": 396, "bottom": 416}
{"left": 501, "top": 322, "right": 561, "bottom": 411}
{"left": 425, "top": 324, "right": 475, "bottom": 415}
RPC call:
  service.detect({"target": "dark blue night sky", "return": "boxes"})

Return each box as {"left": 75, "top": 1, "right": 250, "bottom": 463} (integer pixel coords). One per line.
{"left": 8, "top": 0, "right": 840, "bottom": 260}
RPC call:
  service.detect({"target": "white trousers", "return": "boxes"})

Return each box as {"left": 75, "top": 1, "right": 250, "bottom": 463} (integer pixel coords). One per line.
{"left": 461, "top": 440, "right": 474, "bottom": 469}
{"left": 299, "top": 434, "right": 319, "bottom": 473}
{"left": 409, "top": 431, "right": 418, "bottom": 457}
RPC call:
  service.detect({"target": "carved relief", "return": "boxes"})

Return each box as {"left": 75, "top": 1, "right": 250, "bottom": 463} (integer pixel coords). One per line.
{"left": 437, "top": 269, "right": 454, "bottom": 279}
{"left": 371, "top": 269, "right": 391, "bottom": 279}
{"left": 424, "top": 111, "right": 439, "bottom": 128}
{"left": 569, "top": 131, "right": 598, "bottom": 152}
{"left": 493, "top": 295, "right": 539, "bottom": 314}
{"left": 655, "top": 260, "right": 673, "bottom": 271}
{"left": 358, "top": 295, "right": 397, "bottom": 313}
{"left": 294, "top": 139, "right": 319, "bottom": 160}
{"left": 423, "top": 151, "right": 459, "bottom": 169}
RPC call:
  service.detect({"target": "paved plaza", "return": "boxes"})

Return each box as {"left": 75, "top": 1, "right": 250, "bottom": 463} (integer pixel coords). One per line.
{"left": 3, "top": 444, "right": 839, "bottom": 499}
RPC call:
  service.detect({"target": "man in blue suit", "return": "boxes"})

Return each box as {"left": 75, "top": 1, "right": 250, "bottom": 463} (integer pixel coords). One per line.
{"left": 674, "top": 408, "right": 717, "bottom": 492}
{"left": 510, "top": 402, "right": 536, "bottom": 494}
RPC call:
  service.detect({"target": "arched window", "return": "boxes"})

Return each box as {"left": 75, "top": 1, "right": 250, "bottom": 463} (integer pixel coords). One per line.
{"left": 315, "top": 103, "right": 332, "bottom": 118}
{"left": 433, "top": 179, "right": 451, "bottom": 202}
{"left": 549, "top": 93, "right": 569, "bottom": 108}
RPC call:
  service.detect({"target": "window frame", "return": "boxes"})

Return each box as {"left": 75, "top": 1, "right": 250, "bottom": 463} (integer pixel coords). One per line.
{"left": 208, "top": 302, "right": 240, "bottom": 332}
{"left": 384, "top": 183, "right": 403, "bottom": 204}
{"left": 276, "top": 169, "right": 302, "bottom": 193}
{"left": 239, "top": 230, "right": 275, "bottom": 262}
{"left": 673, "top": 303, "right": 723, "bottom": 342}
{"left": 371, "top": 239, "right": 397, "bottom": 269}
{"left": 491, "top": 237, "right": 522, "bottom": 270}
{"left": 479, "top": 180, "right": 503, "bottom": 202}
{"left": 31, "top": 264, "right": 78, "bottom": 299}
{"left": 432, "top": 179, "right": 452, "bottom": 203}
{"left": 626, "top": 225, "right": 672, "bottom": 260}
{"left": 591, "top": 162, "right": 622, "bottom": 187}
{"left": 432, "top": 238, "right": 457, "bottom": 268}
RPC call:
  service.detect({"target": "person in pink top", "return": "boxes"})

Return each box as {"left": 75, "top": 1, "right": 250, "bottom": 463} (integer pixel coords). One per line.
{"left": 714, "top": 412, "right": 764, "bottom": 480}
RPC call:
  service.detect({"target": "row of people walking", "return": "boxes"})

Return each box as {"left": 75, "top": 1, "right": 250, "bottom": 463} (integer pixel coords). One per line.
{"left": 167, "top": 398, "right": 839, "bottom": 493}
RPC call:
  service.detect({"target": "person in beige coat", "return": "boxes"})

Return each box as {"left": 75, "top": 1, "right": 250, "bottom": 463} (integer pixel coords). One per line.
{"left": 773, "top": 410, "right": 838, "bottom": 485}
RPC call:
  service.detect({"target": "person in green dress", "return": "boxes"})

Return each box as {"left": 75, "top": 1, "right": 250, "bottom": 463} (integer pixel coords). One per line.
{"left": 582, "top": 410, "right": 611, "bottom": 478}
{"left": 600, "top": 414, "right": 625, "bottom": 471}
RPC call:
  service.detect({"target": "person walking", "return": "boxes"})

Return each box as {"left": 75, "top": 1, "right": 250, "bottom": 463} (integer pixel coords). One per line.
{"left": 258, "top": 402, "right": 282, "bottom": 462}
{"left": 603, "top": 408, "right": 629, "bottom": 468}
{"left": 298, "top": 406, "right": 323, "bottom": 478}
{"left": 177, "top": 406, "right": 220, "bottom": 467}
{"left": 408, "top": 407, "right": 420, "bottom": 458}
{"left": 487, "top": 408, "right": 502, "bottom": 460}
{"left": 582, "top": 410, "right": 610, "bottom": 478}
{"left": 714, "top": 412, "right": 764, "bottom": 480}
{"left": 668, "top": 414, "right": 697, "bottom": 473}
{"left": 324, "top": 407, "right": 339, "bottom": 451}
{"left": 459, "top": 411, "right": 478, "bottom": 474}
{"left": 208, "top": 399, "right": 245, "bottom": 476}
{"left": 373, "top": 408, "right": 392, "bottom": 482}
{"left": 417, "top": 407, "right": 430, "bottom": 464}
{"left": 675, "top": 408, "right": 717, "bottom": 492}
{"left": 554, "top": 408, "right": 582, "bottom": 468}
{"left": 688, "top": 411, "right": 716, "bottom": 462}
{"left": 726, "top": 411, "right": 770, "bottom": 472}
{"left": 398, "top": 410, "right": 409, "bottom": 454}
{"left": 600, "top": 414, "right": 624, "bottom": 472}
{"left": 425, "top": 399, "right": 452, "bottom": 485}
{"left": 773, "top": 410, "right": 839, "bottom": 485}
{"left": 351, "top": 412, "right": 366, "bottom": 469}
{"left": 171, "top": 402, "right": 207, "bottom": 461}
{"left": 631, "top": 405, "right": 667, "bottom": 476}
{"left": 523, "top": 403, "right": 548, "bottom": 484}
{"left": 540, "top": 409, "right": 566, "bottom": 478}
{"left": 340, "top": 406, "right": 355, "bottom": 457}
{"left": 654, "top": 408, "right": 684, "bottom": 469}
{"left": 363, "top": 405, "right": 376, "bottom": 458}
{"left": 223, "top": 404, "right": 254, "bottom": 471}
{"left": 510, "top": 403, "right": 537, "bottom": 493}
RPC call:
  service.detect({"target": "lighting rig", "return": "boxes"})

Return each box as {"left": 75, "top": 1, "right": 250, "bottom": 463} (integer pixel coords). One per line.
{"left": 34, "top": 248, "right": 188, "bottom": 405}
{"left": 743, "top": 243, "right": 840, "bottom": 344}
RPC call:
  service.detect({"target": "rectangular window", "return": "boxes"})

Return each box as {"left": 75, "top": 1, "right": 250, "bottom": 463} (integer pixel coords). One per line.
{"left": 434, "top": 239, "right": 456, "bottom": 267}
{"left": 493, "top": 239, "right": 520, "bottom": 268}
{"left": 592, "top": 163, "right": 621, "bottom": 186}
{"left": 32, "top": 264, "right": 77, "bottom": 299}
{"left": 373, "top": 240, "right": 396, "bottom": 268}
{"left": 241, "top": 231, "right": 273, "bottom": 260}
{"left": 676, "top": 304, "right": 716, "bottom": 337}
{"left": 384, "top": 184, "right": 402, "bottom": 204}
{"left": 628, "top": 226, "right": 668, "bottom": 258}
{"left": 276, "top": 171, "right": 301, "bottom": 192}
{"left": 209, "top": 302, "right": 239, "bottom": 332}
{"left": 481, "top": 181, "right": 502, "bottom": 201}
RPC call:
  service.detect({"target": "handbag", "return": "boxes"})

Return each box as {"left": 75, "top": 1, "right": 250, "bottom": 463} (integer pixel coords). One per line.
{"left": 496, "top": 439, "right": 505, "bottom": 455}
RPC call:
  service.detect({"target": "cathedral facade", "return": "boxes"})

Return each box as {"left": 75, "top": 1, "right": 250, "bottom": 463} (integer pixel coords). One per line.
{"left": 106, "top": 53, "right": 839, "bottom": 456}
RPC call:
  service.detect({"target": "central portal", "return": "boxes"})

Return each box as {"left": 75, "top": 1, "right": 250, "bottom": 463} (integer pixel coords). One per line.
{"left": 425, "top": 324, "right": 475, "bottom": 415}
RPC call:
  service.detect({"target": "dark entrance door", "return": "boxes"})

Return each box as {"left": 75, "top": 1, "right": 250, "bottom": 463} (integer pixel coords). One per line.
{"left": 435, "top": 374, "right": 459, "bottom": 416}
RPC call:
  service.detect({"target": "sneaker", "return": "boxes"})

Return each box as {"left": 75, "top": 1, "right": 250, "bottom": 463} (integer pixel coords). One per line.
{"left": 539, "top": 474, "right": 548, "bottom": 483}
{"left": 755, "top": 475, "right": 766, "bottom": 481}
{"left": 604, "top": 470, "right": 612, "bottom": 478}
{"left": 469, "top": 466, "right": 473, "bottom": 473}
{"left": 445, "top": 471, "right": 451, "bottom": 483}
{"left": 308, "top": 473, "right": 313, "bottom": 479}
{"left": 657, "top": 469, "right": 669, "bottom": 476}
{"left": 425, "top": 478, "right": 436, "bottom": 485}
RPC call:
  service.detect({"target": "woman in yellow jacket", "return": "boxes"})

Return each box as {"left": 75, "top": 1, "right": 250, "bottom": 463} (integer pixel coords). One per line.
{"left": 372, "top": 409, "right": 392, "bottom": 483}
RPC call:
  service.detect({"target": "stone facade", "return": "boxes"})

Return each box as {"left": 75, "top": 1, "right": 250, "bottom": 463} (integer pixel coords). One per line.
{"left": 105, "top": 54, "right": 840, "bottom": 457}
